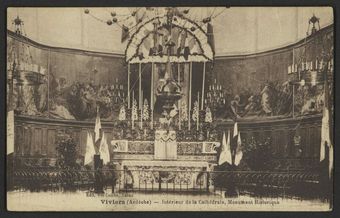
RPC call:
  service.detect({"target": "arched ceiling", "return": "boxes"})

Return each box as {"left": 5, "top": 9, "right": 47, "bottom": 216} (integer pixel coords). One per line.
{"left": 7, "top": 7, "right": 333, "bottom": 56}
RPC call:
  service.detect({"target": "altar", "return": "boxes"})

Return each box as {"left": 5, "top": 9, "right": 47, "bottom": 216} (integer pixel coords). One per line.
{"left": 111, "top": 138, "right": 220, "bottom": 191}
{"left": 108, "top": 7, "right": 219, "bottom": 192}
{"left": 118, "top": 160, "right": 211, "bottom": 191}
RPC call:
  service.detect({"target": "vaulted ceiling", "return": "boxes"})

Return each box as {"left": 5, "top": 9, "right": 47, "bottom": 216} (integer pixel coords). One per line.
{"left": 7, "top": 7, "right": 333, "bottom": 56}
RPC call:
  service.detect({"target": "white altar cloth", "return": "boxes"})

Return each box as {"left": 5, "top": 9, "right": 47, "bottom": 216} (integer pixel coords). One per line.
{"left": 154, "top": 130, "right": 177, "bottom": 160}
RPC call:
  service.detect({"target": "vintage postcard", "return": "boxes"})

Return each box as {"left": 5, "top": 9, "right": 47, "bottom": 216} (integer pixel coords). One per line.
{"left": 6, "top": 7, "right": 334, "bottom": 211}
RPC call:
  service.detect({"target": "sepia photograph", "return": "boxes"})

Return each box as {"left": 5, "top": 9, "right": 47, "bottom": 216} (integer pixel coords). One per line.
{"left": 6, "top": 6, "right": 334, "bottom": 211}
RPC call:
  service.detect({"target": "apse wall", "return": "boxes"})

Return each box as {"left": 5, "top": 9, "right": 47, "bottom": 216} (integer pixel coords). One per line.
{"left": 8, "top": 25, "right": 332, "bottom": 170}
{"left": 7, "top": 31, "right": 127, "bottom": 85}
{"left": 7, "top": 23, "right": 333, "bottom": 121}
{"left": 214, "top": 24, "right": 333, "bottom": 95}
{"left": 7, "top": 30, "right": 127, "bottom": 121}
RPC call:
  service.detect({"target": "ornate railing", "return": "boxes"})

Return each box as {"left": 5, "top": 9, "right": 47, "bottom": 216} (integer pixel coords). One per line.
{"left": 9, "top": 168, "right": 324, "bottom": 199}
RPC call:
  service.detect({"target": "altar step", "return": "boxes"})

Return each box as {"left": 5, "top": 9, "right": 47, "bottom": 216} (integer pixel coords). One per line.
{"left": 120, "top": 160, "right": 210, "bottom": 168}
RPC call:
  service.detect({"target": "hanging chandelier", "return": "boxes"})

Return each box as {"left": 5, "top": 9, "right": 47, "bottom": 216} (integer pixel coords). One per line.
{"left": 7, "top": 16, "right": 46, "bottom": 86}
{"left": 156, "top": 8, "right": 182, "bottom": 117}
{"left": 287, "top": 14, "right": 333, "bottom": 86}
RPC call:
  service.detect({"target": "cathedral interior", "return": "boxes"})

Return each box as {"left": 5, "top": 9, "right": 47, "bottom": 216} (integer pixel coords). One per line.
{"left": 6, "top": 7, "right": 334, "bottom": 207}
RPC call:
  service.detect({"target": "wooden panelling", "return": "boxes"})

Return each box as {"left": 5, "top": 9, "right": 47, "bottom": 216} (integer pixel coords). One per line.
{"left": 41, "top": 128, "right": 48, "bottom": 155}
{"left": 15, "top": 125, "right": 23, "bottom": 156}
{"left": 300, "top": 127, "right": 308, "bottom": 158}
{"left": 33, "top": 128, "right": 42, "bottom": 155}
{"left": 79, "top": 129, "right": 87, "bottom": 156}
{"left": 288, "top": 129, "right": 295, "bottom": 157}
{"left": 311, "top": 126, "right": 321, "bottom": 158}
{"left": 23, "top": 126, "right": 30, "bottom": 156}
{"left": 47, "top": 129, "right": 56, "bottom": 156}
{"left": 72, "top": 128, "right": 81, "bottom": 156}
{"left": 14, "top": 115, "right": 322, "bottom": 161}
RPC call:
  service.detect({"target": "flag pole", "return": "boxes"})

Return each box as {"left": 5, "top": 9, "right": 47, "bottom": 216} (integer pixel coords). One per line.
{"left": 140, "top": 90, "right": 143, "bottom": 129}
{"left": 132, "top": 91, "right": 135, "bottom": 129}
{"left": 292, "top": 84, "right": 295, "bottom": 118}
{"left": 201, "top": 62, "right": 206, "bottom": 110}
{"left": 178, "top": 63, "right": 181, "bottom": 130}
{"left": 151, "top": 62, "right": 154, "bottom": 129}
{"left": 139, "top": 63, "right": 142, "bottom": 110}
{"left": 188, "top": 61, "right": 192, "bottom": 130}
{"left": 128, "top": 63, "right": 130, "bottom": 109}
{"left": 197, "top": 92, "right": 200, "bottom": 131}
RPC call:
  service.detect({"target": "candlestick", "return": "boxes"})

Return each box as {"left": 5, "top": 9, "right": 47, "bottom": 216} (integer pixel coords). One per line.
{"left": 140, "top": 91, "right": 143, "bottom": 129}
{"left": 197, "top": 92, "right": 199, "bottom": 131}
{"left": 314, "top": 60, "right": 317, "bottom": 70}
{"left": 310, "top": 61, "right": 313, "bottom": 70}
{"left": 132, "top": 92, "right": 135, "bottom": 129}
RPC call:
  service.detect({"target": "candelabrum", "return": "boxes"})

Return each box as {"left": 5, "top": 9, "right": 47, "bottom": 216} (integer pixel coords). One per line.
{"left": 287, "top": 14, "right": 334, "bottom": 86}
{"left": 285, "top": 14, "right": 334, "bottom": 119}
{"left": 111, "top": 78, "right": 125, "bottom": 104}
{"left": 205, "top": 79, "right": 227, "bottom": 113}
{"left": 7, "top": 16, "right": 46, "bottom": 114}
{"left": 288, "top": 57, "right": 333, "bottom": 86}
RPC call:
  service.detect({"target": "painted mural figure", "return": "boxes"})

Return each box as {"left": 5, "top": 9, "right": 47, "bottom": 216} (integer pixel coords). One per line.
{"left": 230, "top": 95, "right": 244, "bottom": 118}
{"left": 260, "top": 83, "right": 274, "bottom": 116}
{"left": 243, "top": 95, "right": 259, "bottom": 116}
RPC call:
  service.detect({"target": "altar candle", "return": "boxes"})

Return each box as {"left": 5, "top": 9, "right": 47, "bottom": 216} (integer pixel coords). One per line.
{"left": 331, "top": 59, "right": 334, "bottom": 71}
{"left": 132, "top": 92, "right": 135, "bottom": 129}
{"left": 151, "top": 109, "right": 154, "bottom": 130}
{"left": 330, "top": 61, "right": 333, "bottom": 70}
{"left": 140, "top": 91, "right": 143, "bottom": 129}
{"left": 311, "top": 61, "right": 313, "bottom": 70}
{"left": 315, "top": 60, "right": 318, "bottom": 70}
{"left": 197, "top": 92, "right": 200, "bottom": 131}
